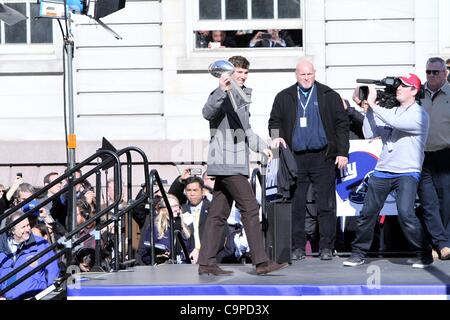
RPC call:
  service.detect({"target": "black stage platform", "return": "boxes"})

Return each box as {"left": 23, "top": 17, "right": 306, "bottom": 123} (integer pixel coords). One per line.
{"left": 67, "top": 257, "right": 450, "bottom": 300}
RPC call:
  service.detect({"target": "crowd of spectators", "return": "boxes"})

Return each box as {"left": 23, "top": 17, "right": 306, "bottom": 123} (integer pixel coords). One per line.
{"left": 195, "top": 29, "right": 302, "bottom": 49}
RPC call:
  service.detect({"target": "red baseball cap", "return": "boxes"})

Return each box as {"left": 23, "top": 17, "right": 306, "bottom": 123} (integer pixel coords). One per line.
{"left": 399, "top": 73, "right": 421, "bottom": 91}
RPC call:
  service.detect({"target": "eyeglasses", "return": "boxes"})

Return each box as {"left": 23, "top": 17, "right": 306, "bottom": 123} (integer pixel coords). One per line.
{"left": 426, "top": 70, "right": 444, "bottom": 75}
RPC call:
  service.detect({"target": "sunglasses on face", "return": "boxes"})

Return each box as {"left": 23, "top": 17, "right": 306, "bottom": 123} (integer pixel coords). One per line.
{"left": 426, "top": 70, "right": 443, "bottom": 75}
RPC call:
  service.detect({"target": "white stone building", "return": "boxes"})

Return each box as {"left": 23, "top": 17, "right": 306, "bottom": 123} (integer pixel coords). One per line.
{"left": 0, "top": 0, "right": 449, "bottom": 186}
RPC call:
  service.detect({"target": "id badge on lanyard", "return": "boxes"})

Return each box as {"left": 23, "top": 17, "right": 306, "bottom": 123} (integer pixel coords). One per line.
{"left": 298, "top": 86, "right": 314, "bottom": 128}
{"left": 300, "top": 117, "right": 307, "bottom": 127}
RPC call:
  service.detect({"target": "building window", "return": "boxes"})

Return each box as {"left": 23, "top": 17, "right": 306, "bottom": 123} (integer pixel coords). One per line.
{"left": 1, "top": 1, "right": 53, "bottom": 45}
{"left": 195, "top": 29, "right": 302, "bottom": 48}
{"left": 199, "top": 0, "right": 300, "bottom": 20}
{"left": 193, "top": 0, "right": 302, "bottom": 49}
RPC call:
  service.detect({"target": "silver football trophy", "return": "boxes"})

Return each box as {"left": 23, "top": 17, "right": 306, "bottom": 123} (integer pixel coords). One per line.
{"left": 208, "top": 60, "right": 251, "bottom": 111}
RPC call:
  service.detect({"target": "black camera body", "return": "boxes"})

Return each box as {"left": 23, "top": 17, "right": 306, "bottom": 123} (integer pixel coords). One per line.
{"left": 357, "top": 76, "right": 425, "bottom": 109}
{"left": 261, "top": 32, "right": 272, "bottom": 39}
{"left": 357, "top": 77, "right": 401, "bottom": 109}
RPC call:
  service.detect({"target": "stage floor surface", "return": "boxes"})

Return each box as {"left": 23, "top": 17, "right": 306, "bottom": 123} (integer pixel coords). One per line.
{"left": 68, "top": 257, "right": 450, "bottom": 300}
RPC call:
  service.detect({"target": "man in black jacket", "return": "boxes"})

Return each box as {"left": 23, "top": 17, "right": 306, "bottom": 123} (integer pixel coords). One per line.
{"left": 268, "top": 58, "right": 349, "bottom": 260}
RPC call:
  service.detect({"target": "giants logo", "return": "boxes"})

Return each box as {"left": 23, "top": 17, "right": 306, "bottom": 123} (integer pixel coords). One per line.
{"left": 336, "top": 151, "right": 378, "bottom": 204}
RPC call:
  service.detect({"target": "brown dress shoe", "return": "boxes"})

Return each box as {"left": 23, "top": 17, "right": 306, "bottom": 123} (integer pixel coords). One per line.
{"left": 256, "top": 260, "right": 289, "bottom": 275}
{"left": 440, "top": 247, "right": 450, "bottom": 260}
{"left": 198, "top": 264, "right": 234, "bottom": 276}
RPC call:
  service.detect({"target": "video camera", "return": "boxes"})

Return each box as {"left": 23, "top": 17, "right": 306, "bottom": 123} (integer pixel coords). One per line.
{"left": 356, "top": 77, "right": 401, "bottom": 109}
{"left": 357, "top": 76, "right": 425, "bottom": 109}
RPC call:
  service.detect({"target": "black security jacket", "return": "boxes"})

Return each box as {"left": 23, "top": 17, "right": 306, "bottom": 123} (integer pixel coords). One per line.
{"left": 268, "top": 81, "right": 349, "bottom": 158}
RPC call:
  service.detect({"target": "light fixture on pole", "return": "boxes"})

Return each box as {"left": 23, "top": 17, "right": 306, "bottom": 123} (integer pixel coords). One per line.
{"left": 38, "top": 0, "right": 126, "bottom": 232}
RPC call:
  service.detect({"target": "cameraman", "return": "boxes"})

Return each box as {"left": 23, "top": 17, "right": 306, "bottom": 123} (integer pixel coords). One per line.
{"left": 343, "top": 73, "right": 433, "bottom": 268}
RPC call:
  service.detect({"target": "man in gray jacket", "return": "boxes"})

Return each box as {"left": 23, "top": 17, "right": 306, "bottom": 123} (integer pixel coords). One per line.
{"left": 343, "top": 73, "right": 432, "bottom": 268}
{"left": 198, "top": 56, "right": 288, "bottom": 276}
{"left": 417, "top": 57, "right": 450, "bottom": 260}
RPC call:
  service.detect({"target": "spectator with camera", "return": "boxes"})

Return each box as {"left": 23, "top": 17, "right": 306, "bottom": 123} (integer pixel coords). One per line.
{"left": 344, "top": 73, "right": 432, "bottom": 268}
{"left": 249, "top": 29, "right": 294, "bottom": 48}
{"left": 0, "top": 210, "right": 59, "bottom": 300}
{"left": 0, "top": 175, "right": 23, "bottom": 221}
{"left": 168, "top": 168, "right": 203, "bottom": 205}
{"left": 169, "top": 174, "right": 226, "bottom": 264}
{"left": 14, "top": 182, "right": 35, "bottom": 206}
{"left": 417, "top": 57, "right": 450, "bottom": 260}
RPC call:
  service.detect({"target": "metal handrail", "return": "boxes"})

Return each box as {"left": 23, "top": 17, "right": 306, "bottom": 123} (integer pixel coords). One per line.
{"left": 0, "top": 149, "right": 122, "bottom": 297}
{"left": 0, "top": 149, "right": 121, "bottom": 234}
{"left": 108, "top": 146, "right": 151, "bottom": 269}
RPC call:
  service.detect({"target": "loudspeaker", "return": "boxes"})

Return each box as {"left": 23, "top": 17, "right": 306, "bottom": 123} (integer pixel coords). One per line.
{"left": 265, "top": 201, "right": 291, "bottom": 263}
{"left": 94, "top": 0, "right": 125, "bottom": 19}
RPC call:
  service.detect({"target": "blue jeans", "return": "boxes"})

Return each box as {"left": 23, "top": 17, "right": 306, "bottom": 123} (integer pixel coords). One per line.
{"left": 418, "top": 149, "right": 450, "bottom": 249}
{"left": 352, "top": 175, "right": 431, "bottom": 258}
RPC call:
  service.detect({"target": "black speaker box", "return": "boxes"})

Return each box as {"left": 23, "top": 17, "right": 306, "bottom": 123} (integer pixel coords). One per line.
{"left": 265, "top": 201, "right": 291, "bottom": 263}
{"left": 95, "top": 0, "right": 126, "bottom": 19}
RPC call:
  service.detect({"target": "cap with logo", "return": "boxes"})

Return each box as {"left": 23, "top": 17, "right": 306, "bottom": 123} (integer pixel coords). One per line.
{"left": 399, "top": 73, "right": 421, "bottom": 91}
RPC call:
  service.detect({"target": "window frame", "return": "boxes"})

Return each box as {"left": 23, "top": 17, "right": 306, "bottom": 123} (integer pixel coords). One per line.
{"left": 0, "top": 0, "right": 55, "bottom": 54}
{"left": 192, "top": 0, "right": 303, "bottom": 30}
{"left": 188, "top": 0, "right": 304, "bottom": 52}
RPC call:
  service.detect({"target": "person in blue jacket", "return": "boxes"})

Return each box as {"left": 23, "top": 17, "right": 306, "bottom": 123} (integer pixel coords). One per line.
{"left": 0, "top": 211, "right": 59, "bottom": 300}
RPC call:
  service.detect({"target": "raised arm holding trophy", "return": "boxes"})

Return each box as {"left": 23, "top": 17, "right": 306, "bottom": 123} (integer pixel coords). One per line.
{"left": 198, "top": 55, "right": 288, "bottom": 276}
{"left": 208, "top": 59, "right": 252, "bottom": 111}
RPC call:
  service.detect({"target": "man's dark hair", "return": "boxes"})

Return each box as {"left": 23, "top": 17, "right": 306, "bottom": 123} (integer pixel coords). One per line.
{"left": 185, "top": 176, "right": 204, "bottom": 189}
{"left": 75, "top": 247, "right": 96, "bottom": 268}
{"left": 43, "top": 172, "right": 59, "bottom": 185}
{"left": 228, "top": 55, "right": 250, "bottom": 69}
{"left": 33, "top": 223, "right": 49, "bottom": 238}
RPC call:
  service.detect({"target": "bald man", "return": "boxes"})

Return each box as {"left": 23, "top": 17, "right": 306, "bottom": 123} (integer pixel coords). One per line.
{"left": 268, "top": 58, "right": 349, "bottom": 261}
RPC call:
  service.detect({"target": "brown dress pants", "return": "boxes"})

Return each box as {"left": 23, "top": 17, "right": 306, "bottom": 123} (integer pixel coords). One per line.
{"left": 198, "top": 175, "right": 269, "bottom": 266}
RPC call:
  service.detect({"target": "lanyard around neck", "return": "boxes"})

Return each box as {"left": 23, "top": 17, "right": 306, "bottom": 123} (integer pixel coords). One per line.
{"left": 297, "top": 85, "right": 314, "bottom": 115}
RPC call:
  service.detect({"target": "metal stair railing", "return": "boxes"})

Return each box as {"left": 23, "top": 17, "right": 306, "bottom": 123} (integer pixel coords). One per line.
{"left": 0, "top": 149, "right": 122, "bottom": 298}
